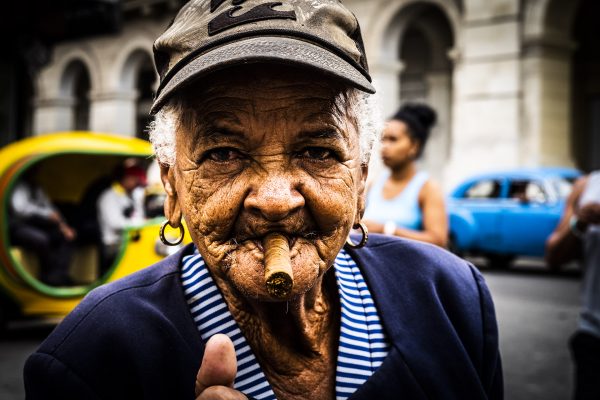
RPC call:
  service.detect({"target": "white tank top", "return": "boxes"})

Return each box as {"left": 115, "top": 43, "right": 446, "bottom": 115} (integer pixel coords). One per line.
{"left": 578, "top": 171, "right": 600, "bottom": 337}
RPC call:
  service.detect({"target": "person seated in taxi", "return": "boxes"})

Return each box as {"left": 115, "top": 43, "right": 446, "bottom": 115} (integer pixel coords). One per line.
{"left": 9, "top": 166, "right": 77, "bottom": 286}
{"left": 96, "top": 162, "right": 147, "bottom": 272}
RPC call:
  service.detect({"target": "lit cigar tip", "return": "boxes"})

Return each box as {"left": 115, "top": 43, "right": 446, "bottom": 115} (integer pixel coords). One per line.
{"left": 266, "top": 272, "right": 294, "bottom": 299}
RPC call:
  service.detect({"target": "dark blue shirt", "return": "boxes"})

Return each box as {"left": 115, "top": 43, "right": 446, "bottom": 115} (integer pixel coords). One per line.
{"left": 24, "top": 234, "right": 503, "bottom": 399}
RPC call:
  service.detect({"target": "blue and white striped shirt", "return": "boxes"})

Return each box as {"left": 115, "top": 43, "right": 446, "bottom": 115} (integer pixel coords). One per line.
{"left": 181, "top": 247, "right": 390, "bottom": 400}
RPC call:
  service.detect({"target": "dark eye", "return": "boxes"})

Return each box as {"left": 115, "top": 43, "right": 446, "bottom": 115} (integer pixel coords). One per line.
{"left": 298, "top": 147, "right": 334, "bottom": 161}
{"left": 203, "top": 147, "right": 243, "bottom": 163}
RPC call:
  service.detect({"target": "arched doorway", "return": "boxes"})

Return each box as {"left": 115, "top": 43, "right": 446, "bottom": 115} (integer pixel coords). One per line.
{"left": 119, "top": 50, "right": 157, "bottom": 139}
{"left": 523, "top": 0, "right": 599, "bottom": 172}
{"left": 376, "top": 2, "right": 455, "bottom": 183}
{"left": 61, "top": 60, "right": 91, "bottom": 131}
{"left": 0, "top": 55, "right": 34, "bottom": 144}
{"left": 571, "top": 0, "right": 600, "bottom": 171}
{"left": 399, "top": 5, "right": 454, "bottom": 181}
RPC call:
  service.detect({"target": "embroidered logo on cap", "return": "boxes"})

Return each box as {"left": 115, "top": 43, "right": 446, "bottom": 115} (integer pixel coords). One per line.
{"left": 208, "top": 1, "right": 297, "bottom": 36}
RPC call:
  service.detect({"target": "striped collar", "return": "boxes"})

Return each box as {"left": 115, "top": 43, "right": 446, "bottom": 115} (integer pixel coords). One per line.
{"left": 181, "top": 247, "right": 390, "bottom": 399}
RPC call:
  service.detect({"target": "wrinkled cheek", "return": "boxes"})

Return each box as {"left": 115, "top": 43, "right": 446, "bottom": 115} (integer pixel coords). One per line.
{"left": 308, "top": 181, "right": 357, "bottom": 231}
{"left": 183, "top": 178, "right": 240, "bottom": 236}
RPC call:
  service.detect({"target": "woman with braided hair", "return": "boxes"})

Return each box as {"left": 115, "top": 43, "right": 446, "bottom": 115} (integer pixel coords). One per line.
{"left": 363, "top": 103, "right": 448, "bottom": 248}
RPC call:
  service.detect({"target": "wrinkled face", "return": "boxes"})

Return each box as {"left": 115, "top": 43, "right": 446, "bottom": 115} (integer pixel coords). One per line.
{"left": 380, "top": 120, "right": 419, "bottom": 168}
{"left": 162, "top": 67, "right": 367, "bottom": 301}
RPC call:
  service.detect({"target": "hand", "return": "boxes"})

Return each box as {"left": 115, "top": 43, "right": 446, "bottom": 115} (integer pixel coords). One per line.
{"left": 195, "top": 334, "right": 246, "bottom": 400}
{"left": 59, "top": 223, "right": 77, "bottom": 241}
{"left": 48, "top": 211, "right": 62, "bottom": 224}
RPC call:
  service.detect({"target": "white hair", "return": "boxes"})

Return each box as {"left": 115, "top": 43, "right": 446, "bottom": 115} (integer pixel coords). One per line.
{"left": 148, "top": 89, "right": 383, "bottom": 166}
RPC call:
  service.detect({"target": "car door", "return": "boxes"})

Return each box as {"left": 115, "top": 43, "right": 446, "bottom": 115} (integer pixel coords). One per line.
{"left": 454, "top": 178, "right": 506, "bottom": 252}
{"left": 499, "top": 179, "right": 560, "bottom": 256}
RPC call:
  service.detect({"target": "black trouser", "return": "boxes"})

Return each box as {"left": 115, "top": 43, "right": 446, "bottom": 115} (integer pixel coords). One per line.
{"left": 570, "top": 331, "right": 600, "bottom": 400}
{"left": 10, "top": 217, "right": 73, "bottom": 286}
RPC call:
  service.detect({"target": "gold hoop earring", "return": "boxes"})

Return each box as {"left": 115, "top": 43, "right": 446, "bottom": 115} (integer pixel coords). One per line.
{"left": 346, "top": 222, "right": 368, "bottom": 249}
{"left": 159, "top": 220, "right": 185, "bottom": 246}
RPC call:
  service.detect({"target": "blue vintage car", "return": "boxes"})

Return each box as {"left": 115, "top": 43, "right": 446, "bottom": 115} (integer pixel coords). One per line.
{"left": 447, "top": 167, "right": 581, "bottom": 268}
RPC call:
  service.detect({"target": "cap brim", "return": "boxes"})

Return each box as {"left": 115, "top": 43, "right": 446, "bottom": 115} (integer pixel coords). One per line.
{"left": 150, "top": 36, "right": 375, "bottom": 114}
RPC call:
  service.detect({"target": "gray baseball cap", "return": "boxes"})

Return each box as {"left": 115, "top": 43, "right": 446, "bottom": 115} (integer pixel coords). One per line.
{"left": 151, "top": 0, "right": 375, "bottom": 114}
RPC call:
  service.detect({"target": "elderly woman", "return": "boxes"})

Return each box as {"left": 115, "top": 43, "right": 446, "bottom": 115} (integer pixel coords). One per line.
{"left": 24, "top": 1, "right": 502, "bottom": 399}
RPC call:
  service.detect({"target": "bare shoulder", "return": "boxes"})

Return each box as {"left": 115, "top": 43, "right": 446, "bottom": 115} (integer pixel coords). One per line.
{"left": 419, "top": 178, "right": 444, "bottom": 201}
{"left": 567, "top": 175, "right": 588, "bottom": 208}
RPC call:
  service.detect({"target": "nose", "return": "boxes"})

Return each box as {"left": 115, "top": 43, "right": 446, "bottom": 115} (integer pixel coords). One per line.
{"left": 244, "top": 172, "right": 305, "bottom": 222}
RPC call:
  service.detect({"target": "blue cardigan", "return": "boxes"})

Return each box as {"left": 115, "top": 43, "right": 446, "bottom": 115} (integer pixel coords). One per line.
{"left": 24, "top": 235, "right": 503, "bottom": 399}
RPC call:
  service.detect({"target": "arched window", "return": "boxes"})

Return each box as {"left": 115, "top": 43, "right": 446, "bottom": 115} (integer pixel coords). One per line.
{"left": 135, "top": 58, "right": 157, "bottom": 139}
{"left": 0, "top": 57, "right": 34, "bottom": 144}
{"left": 571, "top": 0, "right": 600, "bottom": 171}
{"left": 120, "top": 50, "right": 157, "bottom": 139}
{"left": 61, "top": 60, "right": 91, "bottom": 131}
{"left": 389, "top": 3, "right": 455, "bottom": 181}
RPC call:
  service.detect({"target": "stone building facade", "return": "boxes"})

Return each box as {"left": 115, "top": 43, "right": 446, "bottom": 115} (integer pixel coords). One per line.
{"left": 27, "top": 0, "right": 600, "bottom": 187}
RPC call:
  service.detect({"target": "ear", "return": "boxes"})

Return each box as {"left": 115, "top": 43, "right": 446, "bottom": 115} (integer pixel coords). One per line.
{"left": 355, "top": 164, "right": 369, "bottom": 225}
{"left": 409, "top": 139, "right": 421, "bottom": 159}
{"left": 160, "top": 163, "right": 182, "bottom": 228}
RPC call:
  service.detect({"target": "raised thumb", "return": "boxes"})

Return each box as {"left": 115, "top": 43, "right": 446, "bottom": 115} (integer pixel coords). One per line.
{"left": 195, "top": 334, "right": 238, "bottom": 396}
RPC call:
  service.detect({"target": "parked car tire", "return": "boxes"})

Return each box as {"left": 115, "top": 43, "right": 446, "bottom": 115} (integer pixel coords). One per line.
{"left": 448, "top": 234, "right": 463, "bottom": 258}
{"left": 0, "top": 303, "right": 7, "bottom": 338}
{"left": 487, "top": 254, "right": 515, "bottom": 269}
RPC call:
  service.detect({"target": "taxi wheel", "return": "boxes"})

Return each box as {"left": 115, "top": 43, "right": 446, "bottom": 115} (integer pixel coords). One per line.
{"left": 0, "top": 305, "right": 6, "bottom": 337}
{"left": 487, "top": 254, "right": 515, "bottom": 269}
{"left": 0, "top": 297, "right": 16, "bottom": 338}
{"left": 447, "top": 234, "right": 463, "bottom": 258}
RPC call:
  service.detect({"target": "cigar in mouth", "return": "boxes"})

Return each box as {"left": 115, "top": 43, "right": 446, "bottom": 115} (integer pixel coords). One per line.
{"left": 263, "top": 233, "right": 294, "bottom": 299}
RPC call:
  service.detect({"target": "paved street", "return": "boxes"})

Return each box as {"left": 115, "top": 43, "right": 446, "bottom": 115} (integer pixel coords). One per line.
{"left": 486, "top": 266, "right": 581, "bottom": 400}
{"left": 0, "top": 264, "right": 582, "bottom": 400}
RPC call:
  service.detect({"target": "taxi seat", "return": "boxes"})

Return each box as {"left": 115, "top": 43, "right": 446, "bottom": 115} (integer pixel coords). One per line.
{"left": 69, "top": 245, "right": 99, "bottom": 284}
{"left": 10, "top": 247, "right": 40, "bottom": 278}
{"left": 10, "top": 245, "right": 99, "bottom": 285}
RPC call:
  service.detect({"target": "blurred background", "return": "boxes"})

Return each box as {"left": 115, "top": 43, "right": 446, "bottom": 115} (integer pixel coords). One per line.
{"left": 0, "top": 0, "right": 599, "bottom": 399}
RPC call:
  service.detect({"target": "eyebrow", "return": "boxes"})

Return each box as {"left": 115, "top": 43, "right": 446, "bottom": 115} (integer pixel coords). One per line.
{"left": 297, "top": 129, "right": 344, "bottom": 142}
{"left": 201, "top": 127, "right": 246, "bottom": 143}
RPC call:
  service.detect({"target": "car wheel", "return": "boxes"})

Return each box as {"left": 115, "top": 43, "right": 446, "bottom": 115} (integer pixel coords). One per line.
{"left": 0, "top": 304, "right": 7, "bottom": 338}
{"left": 487, "top": 255, "right": 515, "bottom": 269}
{"left": 447, "top": 235, "right": 463, "bottom": 258}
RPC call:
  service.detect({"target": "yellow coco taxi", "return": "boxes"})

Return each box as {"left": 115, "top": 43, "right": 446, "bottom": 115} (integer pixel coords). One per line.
{"left": 0, "top": 132, "right": 189, "bottom": 330}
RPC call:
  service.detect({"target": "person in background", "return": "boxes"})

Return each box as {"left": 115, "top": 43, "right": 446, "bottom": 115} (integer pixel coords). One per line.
{"left": 10, "top": 167, "right": 76, "bottom": 286}
{"left": 96, "top": 163, "right": 147, "bottom": 270}
{"left": 363, "top": 103, "right": 448, "bottom": 247}
{"left": 546, "top": 170, "right": 600, "bottom": 400}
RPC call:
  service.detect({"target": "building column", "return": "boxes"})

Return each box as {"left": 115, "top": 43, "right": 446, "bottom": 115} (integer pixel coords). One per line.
{"left": 521, "top": 39, "right": 576, "bottom": 168}
{"left": 371, "top": 61, "right": 405, "bottom": 119}
{"left": 368, "top": 61, "right": 405, "bottom": 182}
{"left": 89, "top": 90, "right": 138, "bottom": 137}
{"left": 424, "top": 71, "right": 452, "bottom": 185}
{"left": 445, "top": 4, "right": 522, "bottom": 188}
{"left": 32, "top": 97, "right": 76, "bottom": 135}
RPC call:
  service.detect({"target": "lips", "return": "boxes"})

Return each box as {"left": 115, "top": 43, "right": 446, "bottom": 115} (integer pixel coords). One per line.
{"left": 229, "top": 213, "right": 321, "bottom": 249}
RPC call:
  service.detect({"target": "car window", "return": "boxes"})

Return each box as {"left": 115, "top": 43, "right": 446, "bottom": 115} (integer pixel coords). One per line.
{"left": 465, "top": 180, "right": 502, "bottom": 199}
{"left": 553, "top": 178, "right": 574, "bottom": 199}
{"left": 525, "top": 182, "right": 547, "bottom": 203}
{"left": 508, "top": 180, "right": 547, "bottom": 203}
